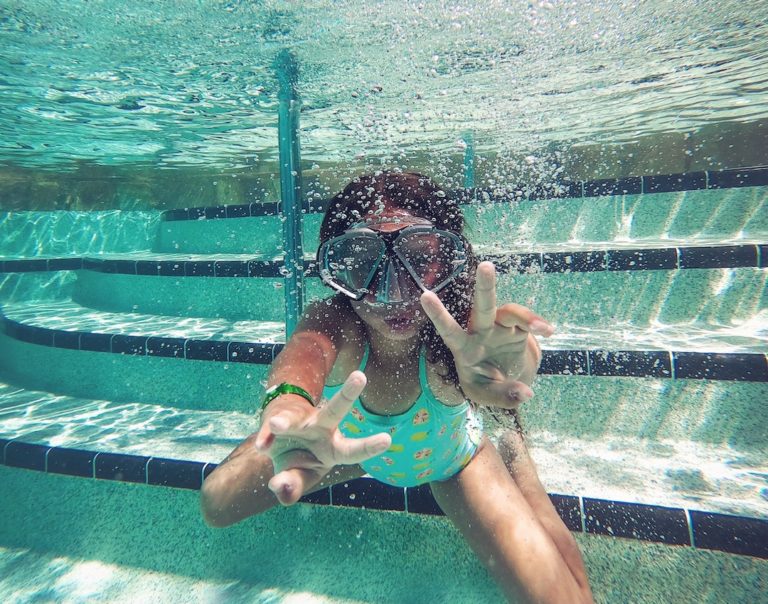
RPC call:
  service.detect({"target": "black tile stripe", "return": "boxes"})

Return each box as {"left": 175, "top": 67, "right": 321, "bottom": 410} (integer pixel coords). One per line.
{"left": 589, "top": 350, "right": 672, "bottom": 379}
{"left": 583, "top": 498, "right": 691, "bottom": 545}
{"left": 584, "top": 177, "right": 643, "bottom": 197}
{"left": 542, "top": 251, "right": 606, "bottom": 273}
{"left": 679, "top": 245, "right": 758, "bottom": 269}
{"left": 550, "top": 494, "right": 583, "bottom": 532}
{"left": 1, "top": 315, "right": 764, "bottom": 382}
{"left": 690, "top": 511, "right": 768, "bottom": 559}
{"left": 1, "top": 244, "right": 763, "bottom": 278}
{"left": 644, "top": 172, "right": 708, "bottom": 194}
{"left": 160, "top": 202, "right": 280, "bottom": 221}
{"left": 300, "top": 487, "right": 331, "bottom": 505}
{"left": 674, "top": 352, "right": 768, "bottom": 382}
{"left": 330, "top": 478, "right": 406, "bottom": 511}
{"left": 707, "top": 166, "right": 768, "bottom": 189}
{"left": 47, "top": 447, "right": 96, "bottom": 478}
{"left": 606, "top": 248, "right": 678, "bottom": 271}
{"left": 94, "top": 452, "right": 149, "bottom": 483}
{"left": 158, "top": 167, "right": 768, "bottom": 221}
{"left": 405, "top": 483, "right": 443, "bottom": 515}
{"left": 2, "top": 442, "right": 765, "bottom": 558}
{"left": 539, "top": 350, "right": 589, "bottom": 376}
{"left": 5, "top": 441, "right": 49, "bottom": 471}
{"left": 0, "top": 437, "right": 9, "bottom": 464}
{"left": 147, "top": 457, "right": 206, "bottom": 490}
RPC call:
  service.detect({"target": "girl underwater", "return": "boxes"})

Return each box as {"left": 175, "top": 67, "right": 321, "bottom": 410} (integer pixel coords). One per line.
{"left": 201, "top": 171, "right": 593, "bottom": 604}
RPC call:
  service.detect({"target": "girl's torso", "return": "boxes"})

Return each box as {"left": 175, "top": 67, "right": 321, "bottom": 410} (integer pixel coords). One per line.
{"left": 323, "top": 302, "right": 482, "bottom": 487}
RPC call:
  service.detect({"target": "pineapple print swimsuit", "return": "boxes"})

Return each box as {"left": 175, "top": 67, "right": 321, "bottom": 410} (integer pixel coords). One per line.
{"left": 325, "top": 345, "right": 483, "bottom": 487}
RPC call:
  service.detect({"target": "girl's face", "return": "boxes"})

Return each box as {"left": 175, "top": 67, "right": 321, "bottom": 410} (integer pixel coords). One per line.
{"left": 347, "top": 208, "right": 433, "bottom": 341}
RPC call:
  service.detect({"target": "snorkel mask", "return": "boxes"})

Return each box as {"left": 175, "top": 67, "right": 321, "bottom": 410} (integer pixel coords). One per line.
{"left": 318, "top": 216, "right": 468, "bottom": 306}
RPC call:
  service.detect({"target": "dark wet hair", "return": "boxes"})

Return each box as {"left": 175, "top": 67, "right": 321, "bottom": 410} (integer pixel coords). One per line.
{"left": 319, "top": 170, "right": 478, "bottom": 387}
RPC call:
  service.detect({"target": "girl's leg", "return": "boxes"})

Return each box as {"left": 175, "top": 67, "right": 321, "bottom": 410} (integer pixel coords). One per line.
{"left": 430, "top": 439, "right": 593, "bottom": 604}
{"left": 498, "top": 428, "right": 593, "bottom": 598}
{"left": 201, "top": 431, "right": 364, "bottom": 527}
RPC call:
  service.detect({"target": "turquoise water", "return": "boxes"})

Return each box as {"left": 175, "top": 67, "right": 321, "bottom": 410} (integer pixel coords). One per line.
{"left": 1, "top": 0, "right": 767, "bottom": 172}
{"left": 1, "top": 1, "right": 768, "bottom": 602}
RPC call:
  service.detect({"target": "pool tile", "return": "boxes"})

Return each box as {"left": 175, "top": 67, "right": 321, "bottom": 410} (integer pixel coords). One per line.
{"left": 583, "top": 498, "right": 690, "bottom": 545}
{"left": 111, "top": 334, "right": 147, "bottom": 355}
{"left": 488, "top": 253, "right": 542, "bottom": 274}
{"left": 405, "top": 484, "right": 444, "bottom": 515}
{"left": 331, "top": 477, "right": 406, "bottom": 511}
{"left": 79, "top": 332, "right": 112, "bottom": 352}
{"left": 47, "top": 447, "right": 96, "bottom": 478}
{"left": 202, "top": 463, "right": 218, "bottom": 481}
{"left": 147, "top": 457, "right": 206, "bottom": 490}
{"left": 250, "top": 201, "right": 280, "bottom": 217}
{"left": 3, "top": 259, "right": 48, "bottom": 272}
{"left": 5, "top": 441, "right": 49, "bottom": 472}
{"left": 146, "top": 337, "right": 186, "bottom": 358}
{"left": 607, "top": 248, "right": 678, "bottom": 271}
{"left": 0, "top": 438, "right": 9, "bottom": 464}
{"left": 589, "top": 350, "right": 672, "bottom": 378}
{"left": 644, "top": 171, "right": 707, "bottom": 193}
{"left": 707, "top": 166, "right": 768, "bottom": 189}
{"left": 53, "top": 330, "right": 81, "bottom": 349}
{"left": 542, "top": 251, "right": 606, "bottom": 273}
{"left": 674, "top": 352, "right": 768, "bottom": 381}
{"left": 47, "top": 258, "right": 83, "bottom": 271}
{"left": 204, "top": 206, "right": 227, "bottom": 220}
{"left": 215, "top": 260, "right": 249, "bottom": 278}
{"left": 527, "top": 182, "right": 579, "bottom": 200}
{"left": 584, "top": 176, "right": 642, "bottom": 197}
{"left": 185, "top": 339, "right": 229, "bottom": 362}
{"left": 678, "top": 245, "right": 758, "bottom": 269}
{"left": 95, "top": 452, "right": 149, "bottom": 483}
{"left": 539, "top": 350, "right": 589, "bottom": 376}
{"left": 17, "top": 324, "right": 54, "bottom": 347}
{"left": 248, "top": 260, "right": 282, "bottom": 277}
{"left": 225, "top": 204, "right": 251, "bottom": 218}
{"left": 690, "top": 511, "right": 768, "bottom": 559}
{"left": 136, "top": 261, "right": 160, "bottom": 276}
{"left": 549, "top": 494, "right": 583, "bottom": 532}
{"left": 188, "top": 207, "right": 206, "bottom": 220}
{"left": 185, "top": 261, "right": 215, "bottom": 277}
{"left": 158, "top": 261, "right": 185, "bottom": 276}
{"left": 228, "top": 341, "right": 273, "bottom": 364}
{"left": 162, "top": 208, "right": 190, "bottom": 221}
{"left": 300, "top": 488, "right": 331, "bottom": 505}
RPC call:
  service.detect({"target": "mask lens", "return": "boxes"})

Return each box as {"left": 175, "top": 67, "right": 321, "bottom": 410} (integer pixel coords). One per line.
{"left": 321, "top": 235, "right": 384, "bottom": 296}
{"left": 395, "top": 231, "right": 465, "bottom": 291}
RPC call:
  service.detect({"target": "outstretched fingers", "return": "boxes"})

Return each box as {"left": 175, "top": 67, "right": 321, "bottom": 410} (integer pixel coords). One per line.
{"left": 496, "top": 303, "right": 555, "bottom": 337}
{"left": 420, "top": 290, "right": 466, "bottom": 352}
{"left": 333, "top": 431, "right": 392, "bottom": 465}
{"left": 315, "top": 370, "right": 368, "bottom": 429}
{"left": 469, "top": 261, "right": 498, "bottom": 333}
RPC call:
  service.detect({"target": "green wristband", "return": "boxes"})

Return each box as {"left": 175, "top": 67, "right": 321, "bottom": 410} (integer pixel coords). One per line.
{"left": 261, "top": 383, "right": 315, "bottom": 410}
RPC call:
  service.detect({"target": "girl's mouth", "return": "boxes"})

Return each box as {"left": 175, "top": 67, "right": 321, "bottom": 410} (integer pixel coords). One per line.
{"left": 383, "top": 315, "right": 416, "bottom": 331}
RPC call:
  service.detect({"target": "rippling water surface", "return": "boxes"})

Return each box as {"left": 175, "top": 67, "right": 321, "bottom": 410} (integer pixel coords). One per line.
{"left": 1, "top": 0, "right": 767, "bottom": 169}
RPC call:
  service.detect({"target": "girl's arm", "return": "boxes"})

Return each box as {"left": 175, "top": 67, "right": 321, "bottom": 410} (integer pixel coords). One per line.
{"left": 201, "top": 299, "right": 391, "bottom": 522}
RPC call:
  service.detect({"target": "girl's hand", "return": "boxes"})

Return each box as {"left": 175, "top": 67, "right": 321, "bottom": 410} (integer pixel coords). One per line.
{"left": 254, "top": 371, "right": 391, "bottom": 505}
{"left": 420, "top": 261, "right": 554, "bottom": 408}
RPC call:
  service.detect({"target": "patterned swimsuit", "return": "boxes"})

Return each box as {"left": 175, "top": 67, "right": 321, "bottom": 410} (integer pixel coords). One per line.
{"left": 325, "top": 346, "right": 483, "bottom": 487}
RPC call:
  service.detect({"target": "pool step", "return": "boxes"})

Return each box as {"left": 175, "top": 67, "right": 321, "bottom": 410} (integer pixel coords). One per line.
{"left": 1, "top": 301, "right": 765, "bottom": 442}
{"left": 2, "top": 241, "right": 765, "bottom": 327}
{"left": 0, "top": 380, "right": 764, "bottom": 519}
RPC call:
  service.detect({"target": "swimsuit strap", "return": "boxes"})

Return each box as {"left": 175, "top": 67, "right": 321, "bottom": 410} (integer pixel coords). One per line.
{"left": 418, "top": 344, "right": 433, "bottom": 397}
